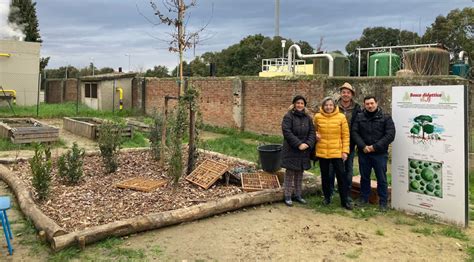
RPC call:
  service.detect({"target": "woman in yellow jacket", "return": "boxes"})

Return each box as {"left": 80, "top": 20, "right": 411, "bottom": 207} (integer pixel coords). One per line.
{"left": 314, "top": 97, "right": 352, "bottom": 210}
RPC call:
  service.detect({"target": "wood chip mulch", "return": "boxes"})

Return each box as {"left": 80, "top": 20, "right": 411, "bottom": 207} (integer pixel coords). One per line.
{"left": 13, "top": 150, "right": 250, "bottom": 232}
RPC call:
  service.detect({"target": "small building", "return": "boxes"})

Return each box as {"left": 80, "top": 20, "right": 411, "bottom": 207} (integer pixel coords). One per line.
{"left": 0, "top": 40, "right": 41, "bottom": 106}
{"left": 79, "top": 72, "right": 136, "bottom": 111}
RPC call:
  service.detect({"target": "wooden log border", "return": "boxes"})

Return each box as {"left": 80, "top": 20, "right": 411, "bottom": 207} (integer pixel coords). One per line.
{"left": 0, "top": 148, "right": 320, "bottom": 251}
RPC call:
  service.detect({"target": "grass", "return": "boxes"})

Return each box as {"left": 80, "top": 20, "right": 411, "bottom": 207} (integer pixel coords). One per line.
{"left": 48, "top": 247, "right": 81, "bottom": 262}
{"left": 121, "top": 132, "right": 149, "bottom": 148}
{"left": 393, "top": 217, "right": 417, "bottom": 226}
{"left": 375, "top": 229, "right": 384, "bottom": 236}
{"left": 202, "top": 136, "right": 261, "bottom": 162}
{"left": 411, "top": 226, "right": 435, "bottom": 236}
{"left": 0, "top": 102, "right": 139, "bottom": 119}
{"left": 438, "top": 227, "right": 469, "bottom": 241}
{"left": 0, "top": 138, "right": 66, "bottom": 151}
{"left": 467, "top": 245, "right": 474, "bottom": 262}
{"left": 345, "top": 248, "right": 363, "bottom": 259}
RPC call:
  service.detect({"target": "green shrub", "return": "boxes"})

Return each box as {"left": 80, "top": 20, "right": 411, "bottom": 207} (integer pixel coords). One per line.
{"left": 57, "top": 142, "right": 85, "bottom": 184}
{"left": 149, "top": 110, "right": 164, "bottom": 161}
{"left": 29, "top": 143, "right": 52, "bottom": 200}
{"left": 167, "top": 101, "right": 187, "bottom": 185}
{"left": 97, "top": 121, "right": 123, "bottom": 173}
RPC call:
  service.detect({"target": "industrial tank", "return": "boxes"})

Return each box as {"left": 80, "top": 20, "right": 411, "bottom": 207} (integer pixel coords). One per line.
{"left": 368, "top": 52, "right": 400, "bottom": 76}
{"left": 403, "top": 47, "right": 450, "bottom": 75}
{"left": 313, "top": 52, "right": 350, "bottom": 76}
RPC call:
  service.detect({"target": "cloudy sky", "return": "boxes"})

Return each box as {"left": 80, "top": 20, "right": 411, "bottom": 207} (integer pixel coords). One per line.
{"left": 2, "top": 0, "right": 471, "bottom": 71}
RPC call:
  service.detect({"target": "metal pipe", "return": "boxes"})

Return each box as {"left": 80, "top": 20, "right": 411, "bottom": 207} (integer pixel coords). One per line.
{"left": 274, "top": 0, "right": 280, "bottom": 37}
{"left": 0, "top": 53, "right": 10, "bottom": 57}
{"left": 374, "top": 59, "right": 379, "bottom": 76}
{"left": 116, "top": 87, "right": 123, "bottom": 110}
{"left": 1, "top": 90, "right": 16, "bottom": 104}
{"left": 356, "top": 43, "right": 439, "bottom": 51}
{"left": 287, "top": 44, "right": 334, "bottom": 76}
{"left": 112, "top": 80, "right": 116, "bottom": 113}
{"left": 358, "top": 49, "right": 361, "bottom": 77}
{"left": 389, "top": 48, "right": 392, "bottom": 76}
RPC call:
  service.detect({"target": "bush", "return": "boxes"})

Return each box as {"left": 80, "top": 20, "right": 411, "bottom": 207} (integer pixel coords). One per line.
{"left": 167, "top": 101, "right": 188, "bottom": 185}
{"left": 57, "top": 142, "right": 85, "bottom": 184}
{"left": 29, "top": 143, "right": 52, "bottom": 200}
{"left": 98, "top": 121, "right": 123, "bottom": 173}
{"left": 149, "top": 110, "right": 164, "bottom": 161}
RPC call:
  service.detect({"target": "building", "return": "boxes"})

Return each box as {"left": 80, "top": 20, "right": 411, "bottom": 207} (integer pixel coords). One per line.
{"left": 0, "top": 40, "right": 41, "bottom": 106}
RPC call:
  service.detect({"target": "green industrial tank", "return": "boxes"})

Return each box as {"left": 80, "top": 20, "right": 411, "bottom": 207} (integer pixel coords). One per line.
{"left": 403, "top": 47, "right": 450, "bottom": 75}
{"left": 313, "top": 52, "right": 350, "bottom": 76}
{"left": 451, "top": 63, "right": 470, "bottom": 78}
{"left": 368, "top": 52, "right": 400, "bottom": 76}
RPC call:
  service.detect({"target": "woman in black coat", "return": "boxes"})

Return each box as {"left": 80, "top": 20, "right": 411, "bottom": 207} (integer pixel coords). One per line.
{"left": 281, "top": 95, "right": 316, "bottom": 206}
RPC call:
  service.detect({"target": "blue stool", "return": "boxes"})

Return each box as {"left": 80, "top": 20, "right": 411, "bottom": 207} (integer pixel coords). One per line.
{"left": 0, "top": 196, "right": 13, "bottom": 255}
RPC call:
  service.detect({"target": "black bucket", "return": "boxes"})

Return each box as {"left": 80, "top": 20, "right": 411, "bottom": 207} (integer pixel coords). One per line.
{"left": 257, "top": 144, "right": 282, "bottom": 173}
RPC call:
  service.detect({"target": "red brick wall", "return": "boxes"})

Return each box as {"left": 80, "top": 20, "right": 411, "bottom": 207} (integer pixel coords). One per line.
{"left": 193, "top": 79, "right": 234, "bottom": 128}
{"left": 45, "top": 80, "right": 62, "bottom": 103}
{"left": 242, "top": 79, "right": 325, "bottom": 134}
{"left": 64, "top": 79, "right": 78, "bottom": 102}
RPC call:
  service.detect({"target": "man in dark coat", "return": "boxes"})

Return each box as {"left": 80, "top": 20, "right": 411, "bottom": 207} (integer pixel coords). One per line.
{"left": 281, "top": 95, "right": 316, "bottom": 206}
{"left": 352, "top": 95, "right": 395, "bottom": 211}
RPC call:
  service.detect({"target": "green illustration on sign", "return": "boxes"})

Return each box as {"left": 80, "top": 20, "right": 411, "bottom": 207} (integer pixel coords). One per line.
{"left": 408, "top": 158, "right": 442, "bottom": 198}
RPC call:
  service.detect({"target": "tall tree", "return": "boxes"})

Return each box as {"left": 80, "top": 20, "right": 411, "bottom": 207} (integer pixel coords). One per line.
{"left": 422, "top": 7, "right": 473, "bottom": 60}
{"left": 346, "top": 27, "right": 420, "bottom": 76}
{"left": 145, "top": 65, "right": 170, "bottom": 78}
{"left": 8, "top": 0, "right": 41, "bottom": 42}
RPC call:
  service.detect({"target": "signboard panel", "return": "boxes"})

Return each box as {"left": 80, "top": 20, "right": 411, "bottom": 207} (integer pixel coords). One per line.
{"left": 391, "top": 85, "right": 468, "bottom": 226}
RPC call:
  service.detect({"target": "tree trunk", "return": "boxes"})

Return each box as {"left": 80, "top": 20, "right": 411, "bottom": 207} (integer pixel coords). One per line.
{"left": 52, "top": 183, "right": 318, "bottom": 251}
{"left": 0, "top": 165, "right": 67, "bottom": 242}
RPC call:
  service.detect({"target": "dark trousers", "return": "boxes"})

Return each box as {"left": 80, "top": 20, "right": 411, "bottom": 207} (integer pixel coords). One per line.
{"left": 319, "top": 158, "right": 348, "bottom": 206}
{"left": 358, "top": 152, "right": 388, "bottom": 206}
{"left": 328, "top": 149, "right": 355, "bottom": 199}
{"left": 284, "top": 169, "right": 303, "bottom": 198}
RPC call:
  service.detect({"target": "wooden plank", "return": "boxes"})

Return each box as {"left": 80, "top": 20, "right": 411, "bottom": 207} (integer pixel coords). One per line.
{"left": 11, "top": 136, "right": 58, "bottom": 144}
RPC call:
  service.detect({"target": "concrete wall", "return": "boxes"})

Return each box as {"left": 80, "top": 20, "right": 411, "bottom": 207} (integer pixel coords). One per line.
{"left": 138, "top": 76, "right": 471, "bottom": 135}
{"left": 0, "top": 40, "right": 41, "bottom": 106}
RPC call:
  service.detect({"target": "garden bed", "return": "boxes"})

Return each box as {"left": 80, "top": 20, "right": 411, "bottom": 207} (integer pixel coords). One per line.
{"left": 0, "top": 118, "right": 59, "bottom": 144}
{"left": 63, "top": 117, "right": 133, "bottom": 139}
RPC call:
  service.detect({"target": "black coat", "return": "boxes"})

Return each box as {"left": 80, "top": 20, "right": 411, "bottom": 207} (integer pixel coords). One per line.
{"left": 352, "top": 108, "right": 396, "bottom": 154}
{"left": 281, "top": 109, "right": 316, "bottom": 171}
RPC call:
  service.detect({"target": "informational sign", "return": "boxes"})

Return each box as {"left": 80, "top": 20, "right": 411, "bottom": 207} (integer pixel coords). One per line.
{"left": 391, "top": 85, "right": 468, "bottom": 227}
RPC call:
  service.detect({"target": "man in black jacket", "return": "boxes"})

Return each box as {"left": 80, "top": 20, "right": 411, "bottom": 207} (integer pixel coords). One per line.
{"left": 352, "top": 96, "right": 395, "bottom": 211}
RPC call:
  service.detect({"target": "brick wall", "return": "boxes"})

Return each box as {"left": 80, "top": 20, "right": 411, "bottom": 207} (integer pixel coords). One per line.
{"left": 45, "top": 78, "right": 78, "bottom": 103}
{"left": 139, "top": 76, "right": 471, "bottom": 135}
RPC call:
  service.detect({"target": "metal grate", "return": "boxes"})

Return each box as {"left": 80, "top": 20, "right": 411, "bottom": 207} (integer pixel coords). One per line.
{"left": 116, "top": 178, "right": 167, "bottom": 192}
{"left": 241, "top": 172, "right": 280, "bottom": 192}
{"left": 186, "top": 159, "right": 229, "bottom": 189}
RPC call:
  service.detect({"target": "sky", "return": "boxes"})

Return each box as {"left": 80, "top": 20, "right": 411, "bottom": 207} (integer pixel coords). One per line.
{"left": 1, "top": 0, "right": 472, "bottom": 72}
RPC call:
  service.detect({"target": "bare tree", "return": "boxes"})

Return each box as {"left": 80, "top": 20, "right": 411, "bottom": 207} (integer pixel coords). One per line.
{"left": 141, "top": 0, "right": 209, "bottom": 175}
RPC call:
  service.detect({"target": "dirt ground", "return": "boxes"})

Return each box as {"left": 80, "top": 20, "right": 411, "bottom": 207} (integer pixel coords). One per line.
{"left": 0, "top": 118, "right": 472, "bottom": 261}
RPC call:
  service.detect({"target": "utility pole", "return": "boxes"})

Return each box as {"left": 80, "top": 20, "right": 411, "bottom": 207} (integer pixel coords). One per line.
{"left": 125, "top": 53, "right": 131, "bottom": 72}
{"left": 274, "top": 0, "right": 280, "bottom": 37}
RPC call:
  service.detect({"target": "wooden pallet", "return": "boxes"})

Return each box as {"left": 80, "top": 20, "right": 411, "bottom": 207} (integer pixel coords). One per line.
{"left": 241, "top": 172, "right": 280, "bottom": 192}
{"left": 186, "top": 159, "right": 229, "bottom": 189}
{"left": 115, "top": 178, "right": 167, "bottom": 192}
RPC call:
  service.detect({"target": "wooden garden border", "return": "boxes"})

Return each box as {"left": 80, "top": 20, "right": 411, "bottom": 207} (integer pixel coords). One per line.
{"left": 0, "top": 148, "right": 320, "bottom": 251}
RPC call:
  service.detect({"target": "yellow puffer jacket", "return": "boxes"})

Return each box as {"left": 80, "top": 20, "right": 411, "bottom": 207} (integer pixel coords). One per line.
{"left": 313, "top": 106, "right": 350, "bottom": 159}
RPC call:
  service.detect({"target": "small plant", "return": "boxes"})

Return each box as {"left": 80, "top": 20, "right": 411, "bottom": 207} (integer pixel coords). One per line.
{"left": 439, "top": 226, "right": 469, "bottom": 241}
{"left": 411, "top": 226, "right": 435, "bottom": 236}
{"left": 29, "top": 143, "right": 52, "bottom": 200}
{"left": 167, "top": 100, "right": 188, "bottom": 185}
{"left": 345, "top": 248, "right": 363, "bottom": 259}
{"left": 149, "top": 110, "right": 164, "bottom": 161}
{"left": 393, "top": 217, "right": 417, "bottom": 226}
{"left": 97, "top": 121, "right": 123, "bottom": 173}
{"left": 57, "top": 142, "right": 85, "bottom": 184}
{"left": 375, "top": 229, "right": 384, "bottom": 236}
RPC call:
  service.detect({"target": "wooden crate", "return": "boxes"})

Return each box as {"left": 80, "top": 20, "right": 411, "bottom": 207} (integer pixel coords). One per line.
{"left": 0, "top": 118, "right": 59, "bottom": 144}
{"left": 241, "top": 172, "right": 280, "bottom": 192}
{"left": 351, "top": 175, "right": 392, "bottom": 204}
{"left": 116, "top": 178, "right": 167, "bottom": 192}
{"left": 186, "top": 159, "right": 229, "bottom": 189}
{"left": 63, "top": 117, "right": 133, "bottom": 140}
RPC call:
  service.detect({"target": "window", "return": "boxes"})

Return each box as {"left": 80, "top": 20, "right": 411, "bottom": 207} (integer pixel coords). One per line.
{"left": 85, "top": 83, "right": 98, "bottom": 98}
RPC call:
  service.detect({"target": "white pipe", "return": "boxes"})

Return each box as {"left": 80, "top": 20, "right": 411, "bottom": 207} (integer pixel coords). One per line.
{"left": 374, "top": 59, "right": 379, "bottom": 76}
{"left": 287, "top": 44, "right": 334, "bottom": 76}
{"left": 459, "top": 51, "right": 469, "bottom": 64}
